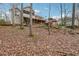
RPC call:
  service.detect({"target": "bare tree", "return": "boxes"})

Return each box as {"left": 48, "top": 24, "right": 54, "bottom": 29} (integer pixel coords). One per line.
{"left": 20, "top": 3, "right": 24, "bottom": 29}
{"left": 4, "top": 11, "right": 8, "bottom": 22}
{"left": 0, "top": 4, "right": 8, "bottom": 22}
{"left": 64, "top": 4, "right": 67, "bottom": 26}
{"left": 60, "top": 3, "right": 63, "bottom": 25}
{"left": 72, "top": 3, "right": 75, "bottom": 29}
{"left": 48, "top": 3, "right": 51, "bottom": 35}
{"left": 11, "top": 3, "right": 16, "bottom": 26}
{"left": 63, "top": 4, "right": 72, "bottom": 27}
{"left": 75, "top": 4, "right": 79, "bottom": 27}
{"left": 29, "top": 3, "right": 33, "bottom": 36}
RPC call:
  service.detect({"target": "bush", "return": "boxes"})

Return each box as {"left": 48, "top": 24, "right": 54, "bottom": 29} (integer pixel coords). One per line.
{"left": 58, "top": 23, "right": 64, "bottom": 26}
{"left": 0, "top": 19, "right": 6, "bottom": 25}
{"left": 38, "top": 24, "right": 48, "bottom": 29}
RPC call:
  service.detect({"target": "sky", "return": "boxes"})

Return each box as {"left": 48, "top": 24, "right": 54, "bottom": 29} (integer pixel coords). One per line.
{"left": 0, "top": 3, "right": 72, "bottom": 19}
{"left": 32, "top": 3, "right": 72, "bottom": 19}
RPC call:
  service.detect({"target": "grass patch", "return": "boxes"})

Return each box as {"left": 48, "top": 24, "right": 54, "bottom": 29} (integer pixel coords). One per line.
{"left": 37, "top": 24, "right": 48, "bottom": 29}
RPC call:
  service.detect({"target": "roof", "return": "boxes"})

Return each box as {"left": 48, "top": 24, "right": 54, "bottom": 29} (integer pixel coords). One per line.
{"left": 48, "top": 18, "right": 57, "bottom": 22}
{"left": 23, "top": 7, "right": 34, "bottom": 14}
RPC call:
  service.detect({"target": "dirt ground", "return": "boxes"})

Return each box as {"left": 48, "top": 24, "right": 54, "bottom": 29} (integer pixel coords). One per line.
{"left": 0, "top": 25, "right": 79, "bottom": 56}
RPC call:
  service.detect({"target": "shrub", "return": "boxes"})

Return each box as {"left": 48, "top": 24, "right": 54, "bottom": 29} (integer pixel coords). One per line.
{"left": 0, "top": 19, "right": 6, "bottom": 25}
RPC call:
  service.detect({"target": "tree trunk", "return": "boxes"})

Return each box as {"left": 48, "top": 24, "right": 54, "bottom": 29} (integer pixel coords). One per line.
{"left": 12, "top": 4, "right": 16, "bottom": 26}
{"left": 20, "top": 3, "right": 24, "bottom": 29}
{"left": 77, "top": 16, "right": 79, "bottom": 27}
{"left": 29, "top": 3, "right": 33, "bottom": 36}
{"left": 48, "top": 3, "right": 51, "bottom": 35}
{"left": 60, "top": 3, "right": 63, "bottom": 25}
{"left": 64, "top": 4, "right": 66, "bottom": 26}
{"left": 72, "top": 3, "right": 75, "bottom": 29}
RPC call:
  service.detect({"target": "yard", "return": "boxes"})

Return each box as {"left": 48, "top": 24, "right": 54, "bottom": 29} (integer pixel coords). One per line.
{"left": 0, "top": 25, "right": 79, "bottom": 56}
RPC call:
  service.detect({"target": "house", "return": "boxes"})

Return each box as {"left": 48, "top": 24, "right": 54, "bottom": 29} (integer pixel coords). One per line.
{"left": 9, "top": 7, "right": 45, "bottom": 25}
{"left": 45, "top": 18, "right": 58, "bottom": 27}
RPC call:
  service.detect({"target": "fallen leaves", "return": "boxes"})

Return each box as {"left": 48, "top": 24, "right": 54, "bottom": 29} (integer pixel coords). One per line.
{"left": 0, "top": 26, "right": 79, "bottom": 56}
